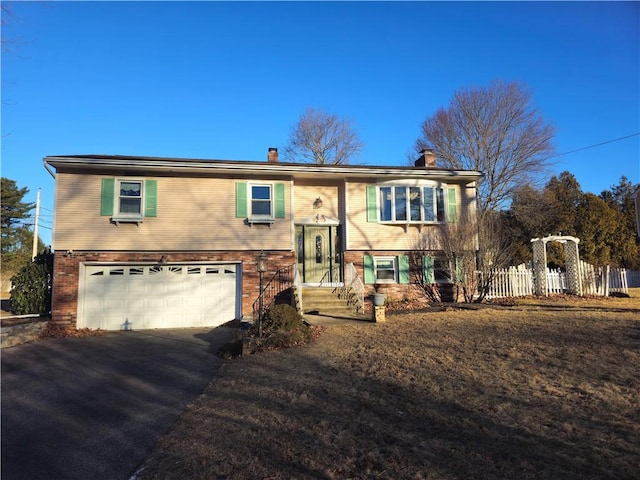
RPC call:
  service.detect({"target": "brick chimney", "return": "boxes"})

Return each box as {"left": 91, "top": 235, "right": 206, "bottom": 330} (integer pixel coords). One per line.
{"left": 415, "top": 148, "right": 436, "bottom": 168}
{"left": 268, "top": 147, "right": 278, "bottom": 163}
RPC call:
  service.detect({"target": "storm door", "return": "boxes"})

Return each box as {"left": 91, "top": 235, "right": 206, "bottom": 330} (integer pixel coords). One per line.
{"left": 296, "top": 225, "right": 342, "bottom": 284}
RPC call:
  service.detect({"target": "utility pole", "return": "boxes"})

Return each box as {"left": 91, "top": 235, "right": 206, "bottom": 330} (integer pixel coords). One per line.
{"left": 32, "top": 188, "right": 40, "bottom": 260}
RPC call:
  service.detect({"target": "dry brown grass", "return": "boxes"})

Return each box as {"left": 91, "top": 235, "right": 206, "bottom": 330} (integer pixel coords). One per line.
{"left": 137, "top": 291, "right": 640, "bottom": 480}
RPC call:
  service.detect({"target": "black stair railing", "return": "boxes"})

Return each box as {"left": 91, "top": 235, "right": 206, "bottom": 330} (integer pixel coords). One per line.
{"left": 252, "top": 264, "right": 297, "bottom": 321}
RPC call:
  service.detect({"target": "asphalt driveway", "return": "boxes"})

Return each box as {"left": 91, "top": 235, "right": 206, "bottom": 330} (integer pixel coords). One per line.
{"left": 1, "top": 326, "right": 235, "bottom": 480}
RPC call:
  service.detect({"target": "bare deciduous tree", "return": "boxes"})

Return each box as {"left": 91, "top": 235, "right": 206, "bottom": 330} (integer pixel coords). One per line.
{"left": 411, "top": 211, "right": 514, "bottom": 303}
{"left": 415, "top": 80, "right": 555, "bottom": 213}
{"left": 283, "top": 108, "right": 364, "bottom": 165}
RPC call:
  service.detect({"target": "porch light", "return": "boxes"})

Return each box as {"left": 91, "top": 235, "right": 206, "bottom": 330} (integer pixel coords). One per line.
{"left": 256, "top": 250, "right": 267, "bottom": 273}
{"left": 313, "top": 197, "right": 323, "bottom": 209}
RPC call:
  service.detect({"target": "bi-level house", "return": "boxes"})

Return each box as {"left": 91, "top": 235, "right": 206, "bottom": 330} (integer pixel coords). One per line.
{"left": 44, "top": 149, "right": 482, "bottom": 331}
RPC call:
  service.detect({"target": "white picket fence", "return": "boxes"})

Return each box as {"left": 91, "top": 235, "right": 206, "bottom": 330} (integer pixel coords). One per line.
{"left": 479, "top": 264, "right": 635, "bottom": 299}
{"left": 625, "top": 270, "right": 640, "bottom": 287}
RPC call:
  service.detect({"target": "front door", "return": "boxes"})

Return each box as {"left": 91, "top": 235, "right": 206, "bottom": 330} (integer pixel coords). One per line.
{"left": 296, "top": 225, "right": 342, "bottom": 284}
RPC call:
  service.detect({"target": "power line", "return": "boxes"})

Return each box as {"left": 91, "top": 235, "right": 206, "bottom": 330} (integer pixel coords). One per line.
{"left": 549, "top": 132, "right": 640, "bottom": 159}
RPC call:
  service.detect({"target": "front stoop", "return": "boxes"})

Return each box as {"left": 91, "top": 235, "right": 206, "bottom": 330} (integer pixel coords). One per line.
{"left": 301, "top": 287, "right": 367, "bottom": 320}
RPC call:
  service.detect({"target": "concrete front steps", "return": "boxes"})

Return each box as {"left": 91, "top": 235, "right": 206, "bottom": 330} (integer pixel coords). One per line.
{"left": 300, "top": 286, "right": 369, "bottom": 321}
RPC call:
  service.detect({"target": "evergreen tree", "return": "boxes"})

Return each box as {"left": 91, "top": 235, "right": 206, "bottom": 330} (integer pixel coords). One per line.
{"left": 503, "top": 172, "right": 639, "bottom": 269}
{"left": 1, "top": 178, "right": 37, "bottom": 279}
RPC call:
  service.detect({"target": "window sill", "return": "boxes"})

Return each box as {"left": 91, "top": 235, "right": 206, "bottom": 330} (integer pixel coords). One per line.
{"left": 111, "top": 216, "right": 143, "bottom": 226}
{"left": 379, "top": 221, "right": 444, "bottom": 225}
{"left": 246, "top": 218, "right": 275, "bottom": 227}
{"left": 378, "top": 221, "right": 444, "bottom": 233}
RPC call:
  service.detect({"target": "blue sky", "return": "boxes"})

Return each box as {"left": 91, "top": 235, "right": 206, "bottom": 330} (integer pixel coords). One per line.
{"left": 2, "top": 1, "right": 639, "bottom": 247}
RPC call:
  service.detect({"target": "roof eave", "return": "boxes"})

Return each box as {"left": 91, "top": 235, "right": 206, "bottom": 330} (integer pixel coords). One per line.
{"left": 43, "top": 155, "right": 484, "bottom": 181}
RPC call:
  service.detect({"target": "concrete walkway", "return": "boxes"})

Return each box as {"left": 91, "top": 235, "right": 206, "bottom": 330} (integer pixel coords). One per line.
{"left": 1, "top": 327, "right": 235, "bottom": 480}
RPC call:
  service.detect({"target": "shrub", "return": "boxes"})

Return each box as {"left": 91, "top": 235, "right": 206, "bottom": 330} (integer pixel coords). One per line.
{"left": 250, "top": 304, "right": 319, "bottom": 352}
{"left": 262, "top": 304, "right": 304, "bottom": 333}
{"left": 10, "top": 249, "right": 53, "bottom": 315}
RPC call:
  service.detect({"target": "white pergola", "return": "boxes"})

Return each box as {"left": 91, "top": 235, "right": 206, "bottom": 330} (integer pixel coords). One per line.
{"left": 531, "top": 235, "right": 582, "bottom": 296}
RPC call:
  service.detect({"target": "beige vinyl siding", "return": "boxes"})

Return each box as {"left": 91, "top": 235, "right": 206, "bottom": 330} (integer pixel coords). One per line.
{"left": 345, "top": 181, "right": 473, "bottom": 251}
{"left": 293, "top": 181, "right": 341, "bottom": 220}
{"left": 460, "top": 181, "right": 477, "bottom": 220}
{"left": 53, "top": 173, "right": 292, "bottom": 251}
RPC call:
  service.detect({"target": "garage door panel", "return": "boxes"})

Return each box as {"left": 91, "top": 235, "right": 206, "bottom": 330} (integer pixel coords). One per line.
{"left": 81, "top": 263, "right": 240, "bottom": 330}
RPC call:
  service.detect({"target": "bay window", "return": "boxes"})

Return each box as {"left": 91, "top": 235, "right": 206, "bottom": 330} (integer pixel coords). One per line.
{"left": 377, "top": 185, "right": 451, "bottom": 223}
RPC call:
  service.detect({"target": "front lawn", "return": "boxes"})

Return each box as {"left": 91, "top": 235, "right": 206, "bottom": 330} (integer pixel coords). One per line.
{"left": 136, "top": 291, "right": 640, "bottom": 479}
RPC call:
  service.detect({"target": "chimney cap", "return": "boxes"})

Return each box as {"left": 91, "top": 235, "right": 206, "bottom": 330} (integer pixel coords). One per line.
{"left": 267, "top": 147, "right": 279, "bottom": 163}
{"left": 415, "top": 148, "right": 436, "bottom": 168}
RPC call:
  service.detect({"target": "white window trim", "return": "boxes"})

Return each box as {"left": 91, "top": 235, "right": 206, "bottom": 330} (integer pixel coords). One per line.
{"left": 374, "top": 256, "right": 398, "bottom": 284}
{"left": 111, "top": 179, "right": 144, "bottom": 224}
{"left": 378, "top": 184, "right": 447, "bottom": 224}
{"left": 247, "top": 182, "right": 274, "bottom": 222}
{"left": 433, "top": 257, "right": 452, "bottom": 284}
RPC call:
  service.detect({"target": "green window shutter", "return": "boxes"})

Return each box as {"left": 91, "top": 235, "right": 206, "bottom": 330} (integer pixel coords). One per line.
{"left": 100, "top": 178, "right": 115, "bottom": 216}
{"left": 366, "top": 186, "right": 377, "bottom": 222}
{"left": 144, "top": 180, "right": 157, "bottom": 217}
{"left": 447, "top": 187, "right": 458, "bottom": 222}
{"left": 398, "top": 255, "right": 410, "bottom": 284}
{"left": 363, "top": 255, "right": 375, "bottom": 284}
{"left": 236, "top": 182, "right": 247, "bottom": 218}
{"left": 274, "top": 183, "right": 285, "bottom": 218}
{"left": 423, "top": 255, "right": 434, "bottom": 284}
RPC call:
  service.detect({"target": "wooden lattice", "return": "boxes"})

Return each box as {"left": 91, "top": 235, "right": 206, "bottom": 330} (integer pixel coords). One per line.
{"left": 530, "top": 235, "right": 582, "bottom": 296}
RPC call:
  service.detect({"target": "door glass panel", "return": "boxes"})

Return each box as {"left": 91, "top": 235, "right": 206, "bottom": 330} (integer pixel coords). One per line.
{"left": 297, "top": 231, "right": 304, "bottom": 263}
{"left": 315, "top": 235, "right": 322, "bottom": 263}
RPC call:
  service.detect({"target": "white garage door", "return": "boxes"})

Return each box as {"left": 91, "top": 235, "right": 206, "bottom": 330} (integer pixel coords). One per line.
{"left": 79, "top": 264, "right": 240, "bottom": 330}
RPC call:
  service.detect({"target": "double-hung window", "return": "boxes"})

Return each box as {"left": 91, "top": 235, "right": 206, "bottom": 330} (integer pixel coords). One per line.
{"left": 100, "top": 178, "right": 157, "bottom": 223}
{"left": 250, "top": 184, "right": 272, "bottom": 218}
{"left": 118, "top": 180, "right": 143, "bottom": 217}
{"left": 374, "top": 257, "right": 397, "bottom": 283}
{"left": 423, "top": 256, "right": 453, "bottom": 284}
{"left": 376, "top": 185, "right": 450, "bottom": 223}
{"left": 363, "top": 255, "right": 411, "bottom": 285}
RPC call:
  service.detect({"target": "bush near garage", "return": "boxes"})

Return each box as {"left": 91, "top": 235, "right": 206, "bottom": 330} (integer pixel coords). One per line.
{"left": 9, "top": 249, "right": 53, "bottom": 316}
{"left": 258, "top": 303, "right": 313, "bottom": 349}
{"left": 219, "top": 304, "right": 324, "bottom": 358}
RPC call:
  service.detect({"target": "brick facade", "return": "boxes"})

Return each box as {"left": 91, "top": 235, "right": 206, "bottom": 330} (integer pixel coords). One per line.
{"left": 52, "top": 250, "right": 295, "bottom": 329}
{"left": 343, "top": 250, "right": 432, "bottom": 299}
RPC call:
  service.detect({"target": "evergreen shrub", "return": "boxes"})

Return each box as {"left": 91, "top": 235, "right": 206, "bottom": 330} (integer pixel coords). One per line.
{"left": 10, "top": 249, "right": 53, "bottom": 315}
